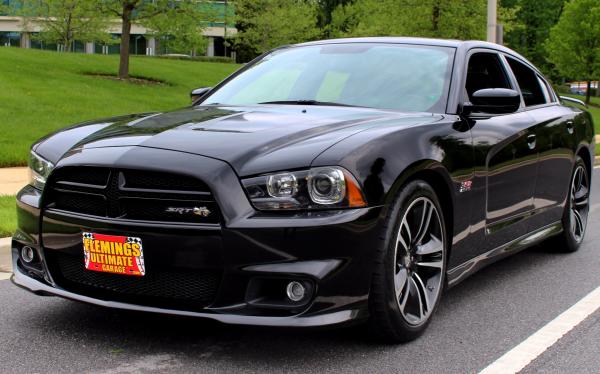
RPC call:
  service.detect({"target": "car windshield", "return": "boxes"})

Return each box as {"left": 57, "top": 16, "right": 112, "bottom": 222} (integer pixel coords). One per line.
{"left": 202, "top": 43, "right": 455, "bottom": 113}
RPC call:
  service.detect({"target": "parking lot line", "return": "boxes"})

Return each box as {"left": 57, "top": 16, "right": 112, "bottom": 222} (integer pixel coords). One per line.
{"left": 479, "top": 284, "right": 600, "bottom": 374}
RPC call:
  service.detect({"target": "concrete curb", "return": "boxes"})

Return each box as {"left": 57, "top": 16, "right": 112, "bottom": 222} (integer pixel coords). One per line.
{"left": 596, "top": 156, "right": 600, "bottom": 167}
{"left": 0, "top": 237, "right": 12, "bottom": 276}
{"left": 0, "top": 167, "right": 28, "bottom": 196}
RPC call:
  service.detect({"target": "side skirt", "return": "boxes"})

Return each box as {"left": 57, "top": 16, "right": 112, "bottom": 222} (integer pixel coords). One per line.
{"left": 446, "top": 221, "right": 563, "bottom": 287}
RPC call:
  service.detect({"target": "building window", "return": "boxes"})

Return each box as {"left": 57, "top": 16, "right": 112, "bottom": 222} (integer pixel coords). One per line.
{"left": 0, "top": 32, "right": 20, "bottom": 47}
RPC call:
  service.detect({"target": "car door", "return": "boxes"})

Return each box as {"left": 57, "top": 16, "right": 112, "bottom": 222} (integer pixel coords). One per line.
{"left": 464, "top": 51, "right": 539, "bottom": 254}
{"left": 503, "top": 56, "right": 577, "bottom": 230}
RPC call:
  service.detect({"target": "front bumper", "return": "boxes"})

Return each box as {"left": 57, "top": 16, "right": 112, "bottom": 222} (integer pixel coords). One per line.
{"left": 11, "top": 247, "right": 359, "bottom": 327}
{"left": 12, "top": 147, "right": 384, "bottom": 327}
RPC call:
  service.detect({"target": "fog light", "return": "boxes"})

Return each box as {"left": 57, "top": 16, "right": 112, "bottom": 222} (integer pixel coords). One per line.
{"left": 21, "top": 246, "right": 35, "bottom": 263}
{"left": 286, "top": 281, "right": 305, "bottom": 302}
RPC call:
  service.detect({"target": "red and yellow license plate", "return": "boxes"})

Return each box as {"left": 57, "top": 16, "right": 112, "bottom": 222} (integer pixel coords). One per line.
{"left": 82, "top": 232, "right": 145, "bottom": 276}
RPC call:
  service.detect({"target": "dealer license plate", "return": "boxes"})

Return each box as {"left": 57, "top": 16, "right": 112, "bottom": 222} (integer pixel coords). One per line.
{"left": 82, "top": 232, "right": 145, "bottom": 276}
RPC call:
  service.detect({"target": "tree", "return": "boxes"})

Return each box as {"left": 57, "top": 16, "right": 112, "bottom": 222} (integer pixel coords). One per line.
{"left": 19, "top": 0, "right": 111, "bottom": 52}
{"left": 316, "top": 0, "right": 354, "bottom": 31}
{"left": 546, "top": 0, "right": 600, "bottom": 104}
{"left": 329, "top": 0, "right": 516, "bottom": 41}
{"left": 143, "top": 4, "right": 216, "bottom": 56}
{"left": 233, "top": 0, "right": 321, "bottom": 61}
{"left": 502, "top": 0, "right": 565, "bottom": 80}
{"left": 103, "top": 0, "right": 212, "bottom": 79}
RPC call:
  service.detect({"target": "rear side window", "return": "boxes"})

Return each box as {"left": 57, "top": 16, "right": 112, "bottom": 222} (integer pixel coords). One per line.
{"left": 538, "top": 76, "right": 557, "bottom": 102}
{"left": 465, "top": 52, "right": 512, "bottom": 101}
{"left": 506, "top": 57, "right": 547, "bottom": 106}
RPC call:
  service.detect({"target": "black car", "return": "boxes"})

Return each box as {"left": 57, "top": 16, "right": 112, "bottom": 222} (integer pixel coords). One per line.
{"left": 12, "top": 37, "right": 594, "bottom": 342}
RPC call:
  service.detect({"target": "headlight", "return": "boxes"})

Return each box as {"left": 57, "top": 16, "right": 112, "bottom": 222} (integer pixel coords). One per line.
{"left": 28, "top": 151, "right": 54, "bottom": 191}
{"left": 242, "top": 166, "right": 367, "bottom": 210}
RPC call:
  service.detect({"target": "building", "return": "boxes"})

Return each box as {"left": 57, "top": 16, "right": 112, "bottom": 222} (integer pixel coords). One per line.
{"left": 0, "top": 0, "right": 236, "bottom": 57}
{"left": 568, "top": 81, "right": 599, "bottom": 95}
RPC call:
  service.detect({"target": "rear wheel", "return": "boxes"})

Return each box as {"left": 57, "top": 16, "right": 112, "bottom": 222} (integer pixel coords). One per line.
{"left": 552, "top": 156, "right": 590, "bottom": 252}
{"left": 369, "top": 180, "right": 447, "bottom": 343}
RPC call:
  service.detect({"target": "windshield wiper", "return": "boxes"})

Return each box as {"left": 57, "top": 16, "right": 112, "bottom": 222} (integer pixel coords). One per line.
{"left": 258, "top": 100, "right": 357, "bottom": 107}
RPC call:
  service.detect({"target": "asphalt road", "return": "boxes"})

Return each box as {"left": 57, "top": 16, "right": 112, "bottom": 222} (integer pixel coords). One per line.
{"left": 2, "top": 170, "right": 600, "bottom": 373}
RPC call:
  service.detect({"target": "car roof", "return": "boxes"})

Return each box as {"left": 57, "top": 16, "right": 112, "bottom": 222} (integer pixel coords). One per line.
{"left": 293, "top": 37, "right": 537, "bottom": 73}
{"left": 296, "top": 36, "right": 464, "bottom": 48}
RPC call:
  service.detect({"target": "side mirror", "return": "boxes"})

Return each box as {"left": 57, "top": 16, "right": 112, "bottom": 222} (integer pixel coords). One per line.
{"left": 463, "top": 88, "right": 521, "bottom": 115}
{"left": 190, "top": 87, "right": 212, "bottom": 103}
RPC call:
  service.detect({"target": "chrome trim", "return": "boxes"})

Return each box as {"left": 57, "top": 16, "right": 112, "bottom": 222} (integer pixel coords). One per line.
{"left": 560, "top": 96, "right": 587, "bottom": 108}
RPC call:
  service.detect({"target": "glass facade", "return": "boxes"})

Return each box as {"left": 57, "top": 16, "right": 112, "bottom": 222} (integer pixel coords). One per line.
{"left": 0, "top": 31, "right": 19, "bottom": 47}
{"left": 0, "top": 1, "right": 232, "bottom": 56}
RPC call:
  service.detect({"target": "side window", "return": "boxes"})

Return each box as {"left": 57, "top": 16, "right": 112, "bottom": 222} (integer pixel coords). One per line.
{"left": 465, "top": 52, "right": 512, "bottom": 101}
{"left": 506, "top": 57, "right": 547, "bottom": 106}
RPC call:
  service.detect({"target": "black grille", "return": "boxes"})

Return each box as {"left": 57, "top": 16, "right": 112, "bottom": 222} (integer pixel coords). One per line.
{"left": 123, "top": 170, "right": 208, "bottom": 191}
{"left": 46, "top": 167, "right": 219, "bottom": 224}
{"left": 53, "top": 253, "right": 221, "bottom": 308}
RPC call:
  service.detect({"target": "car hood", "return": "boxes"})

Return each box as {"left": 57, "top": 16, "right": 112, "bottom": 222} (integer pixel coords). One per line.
{"left": 37, "top": 105, "right": 441, "bottom": 176}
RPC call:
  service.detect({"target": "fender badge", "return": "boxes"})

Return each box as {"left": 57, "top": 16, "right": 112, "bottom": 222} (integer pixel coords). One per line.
{"left": 459, "top": 180, "right": 473, "bottom": 193}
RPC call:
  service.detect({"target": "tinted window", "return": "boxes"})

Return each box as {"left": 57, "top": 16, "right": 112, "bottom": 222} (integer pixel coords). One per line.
{"left": 202, "top": 44, "right": 455, "bottom": 113}
{"left": 465, "top": 53, "right": 511, "bottom": 101}
{"left": 506, "top": 57, "right": 547, "bottom": 106}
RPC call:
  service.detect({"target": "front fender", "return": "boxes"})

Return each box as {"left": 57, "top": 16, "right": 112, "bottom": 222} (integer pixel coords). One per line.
{"left": 312, "top": 116, "right": 475, "bottom": 269}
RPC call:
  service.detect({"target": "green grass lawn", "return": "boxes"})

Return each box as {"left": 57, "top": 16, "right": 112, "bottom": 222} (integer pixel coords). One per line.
{"left": 0, "top": 47, "right": 239, "bottom": 167}
{"left": 0, "top": 196, "right": 16, "bottom": 237}
{"left": 561, "top": 93, "right": 600, "bottom": 134}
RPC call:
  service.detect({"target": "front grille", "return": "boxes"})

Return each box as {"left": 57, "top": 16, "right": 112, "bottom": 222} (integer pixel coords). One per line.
{"left": 52, "top": 253, "right": 221, "bottom": 309}
{"left": 45, "top": 167, "right": 219, "bottom": 224}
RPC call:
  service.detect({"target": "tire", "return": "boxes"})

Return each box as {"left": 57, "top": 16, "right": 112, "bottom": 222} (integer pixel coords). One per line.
{"left": 369, "top": 180, "right": 448, "bottom": 343}
{"left": 551, "top": 156, "right": 590, "bottom": 253}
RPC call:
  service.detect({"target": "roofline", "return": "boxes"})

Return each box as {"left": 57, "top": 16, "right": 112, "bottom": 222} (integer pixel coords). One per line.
{"left": 291, "top": 37, "right": 539, "bottom": 75}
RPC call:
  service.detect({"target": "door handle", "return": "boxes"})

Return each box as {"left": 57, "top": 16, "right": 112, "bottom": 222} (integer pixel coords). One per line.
{"left": 527, "top": 134, "right": 537, "bottom": 150}
{"left": 566, "top": 120, "right": 574, "bottom": 134}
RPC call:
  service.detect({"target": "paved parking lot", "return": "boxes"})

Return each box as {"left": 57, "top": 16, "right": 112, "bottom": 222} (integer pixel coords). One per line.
{"left": 1, "top": 169, "right": 600, "bottom": 373}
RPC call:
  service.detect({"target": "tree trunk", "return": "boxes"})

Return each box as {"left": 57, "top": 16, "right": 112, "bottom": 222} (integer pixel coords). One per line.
{"left": 432, "top": 1, "right": 440, "bottom": 35}
{"left": 118, "top": 4, "right": 133, "bottom": 79}
{"left": 586, "top": 80, "right": 591, "bottom": 105}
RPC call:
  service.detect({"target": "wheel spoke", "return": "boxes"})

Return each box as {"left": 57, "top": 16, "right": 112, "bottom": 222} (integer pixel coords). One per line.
{"left": 400, "top": 218, "right": 412, "bottom": 249}
{"left": 414, "top": 200, "right": 433, "bottom": 245}
{"left": 573, "top": 208, "right": 584, "bottom": 236}
{"left": 394, "top": 267, "right": 408, "bottom": 299}
{"left": 416, "top": 259, "right": 444, "bottom": 269}
{"left": 409, "top": 277, "right": 424, "bottom": 321}
{"left": 415, "top": 235, "right": 443, "bottom": 256}
{"left": 574, "top": 186, "right": 589, "bottom": 207}
{"left": 399, "top": 278, "right": 411, "bottom": 313}
{"left": 570, "top": 209, "right": 578, "bottom": 234}
{"left": 413, "top": 273, "right": 430, "bottom": 315}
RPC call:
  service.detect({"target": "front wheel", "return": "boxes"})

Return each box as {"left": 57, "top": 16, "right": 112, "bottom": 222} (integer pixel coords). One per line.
{"left": 369, "top": 180, "right": 447, "bottom": 343}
